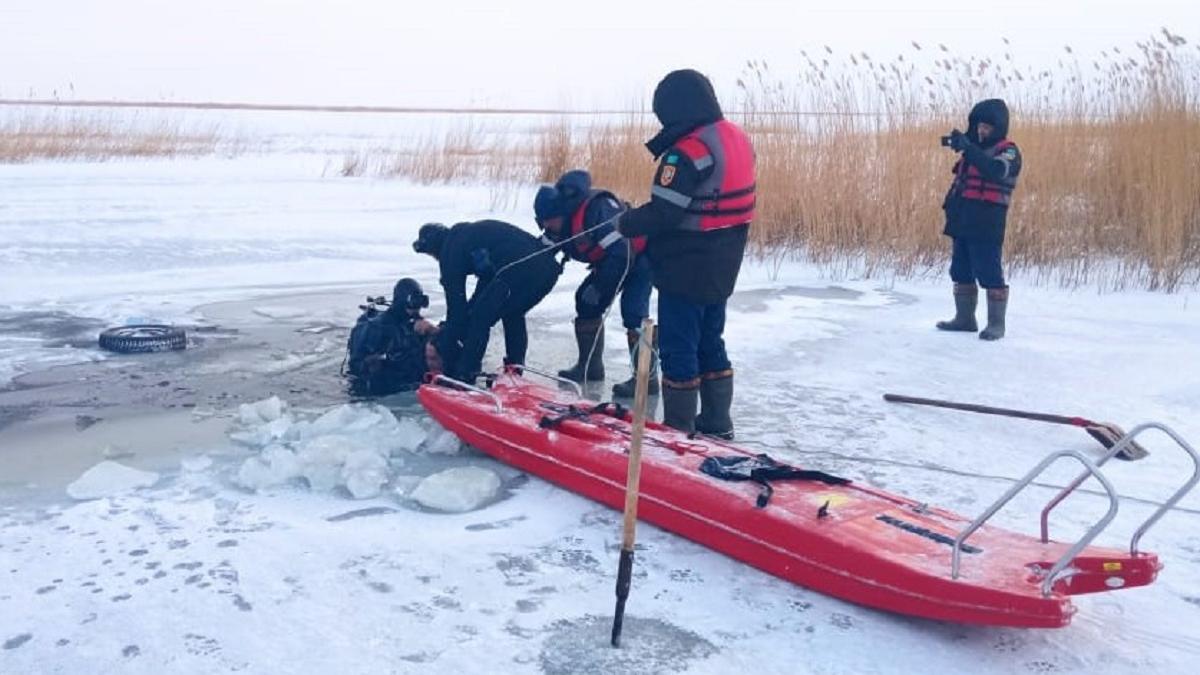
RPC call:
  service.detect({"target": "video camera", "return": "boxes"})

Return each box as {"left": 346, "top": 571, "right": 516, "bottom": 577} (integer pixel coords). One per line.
{"left": 941, "top": 129, "right": 966, "bottom": 149}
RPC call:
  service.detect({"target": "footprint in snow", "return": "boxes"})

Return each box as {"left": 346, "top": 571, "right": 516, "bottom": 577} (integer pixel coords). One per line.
{"left": 3, "top": 634, "right": 33, "bottom": 650}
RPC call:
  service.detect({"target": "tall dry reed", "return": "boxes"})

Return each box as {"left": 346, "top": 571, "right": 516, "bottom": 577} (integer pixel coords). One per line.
{"left": 0, "top": 109, "right": 222, "bottom": 161}
{"left": 355, "top": 30, "right": 1200, "bottom": 290}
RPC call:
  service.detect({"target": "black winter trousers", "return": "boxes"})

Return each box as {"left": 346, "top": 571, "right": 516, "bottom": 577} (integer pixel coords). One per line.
{"left": 454, "top": 269, "right": 557, "bottom": 378}
{"left": 948, "top": 237, "right": 1006, "bottom": 289}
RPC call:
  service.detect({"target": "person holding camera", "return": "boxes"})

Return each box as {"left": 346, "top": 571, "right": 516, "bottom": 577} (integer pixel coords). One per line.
{"left": 345, "top": 278, "right": 440, "bottom": 396}
{"left": 937, "top": 98, "right": 1022, "bottom": 341}
{"left": 533, "top": 169, "right": 656, "bottom": 397}
{"left": 412, "top": 220, "right": 560, "bottom": 381}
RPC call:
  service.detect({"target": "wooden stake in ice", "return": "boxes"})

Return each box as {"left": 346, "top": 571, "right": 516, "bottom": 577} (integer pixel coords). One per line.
{"left": 611, "top": 317, "right": 655, "bottom": 648}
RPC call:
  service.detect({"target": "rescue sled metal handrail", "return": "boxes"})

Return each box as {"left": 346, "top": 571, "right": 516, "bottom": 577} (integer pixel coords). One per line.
{"left": 508, "top": 365, "right": 584, "bottom": 398}
{"left": 432, "top": 374, "right": 503, "bottom": 413}
{"left": 951, "top": 449, "right": 1120, "bottom": 598}
{"left": 1039, "top": 422, "right": 1200, "bottom": 555}
{"left": 1128, "top": 424, "right": 1200, "bottom": 554}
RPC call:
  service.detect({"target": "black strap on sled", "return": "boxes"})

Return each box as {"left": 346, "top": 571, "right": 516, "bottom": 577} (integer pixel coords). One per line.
{"left": 538, "top": 402, "right": 629, "bottom": 430}
{"left": 699, "top": 454, "right": 850, "bottom": 508}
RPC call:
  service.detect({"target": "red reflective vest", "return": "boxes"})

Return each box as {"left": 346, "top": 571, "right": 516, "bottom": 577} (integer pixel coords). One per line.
{"left": 951, "top": 139, "right": 1018, "bottom": 206}
{"left": 568, "top": 190, "right": 644, "bottom": 263}
{"left": 652, "top": 119, "right": 756, "bottom": 231}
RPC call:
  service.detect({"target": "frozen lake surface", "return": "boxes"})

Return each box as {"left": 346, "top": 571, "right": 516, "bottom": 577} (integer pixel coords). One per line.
{"left": 2, "top": 111, "right": 1199, "bottom": 673}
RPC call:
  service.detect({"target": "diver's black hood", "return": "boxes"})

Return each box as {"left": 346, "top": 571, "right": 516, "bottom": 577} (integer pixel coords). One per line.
{"left": 390, "top": 277, "right": 427, "bottom": 313}
{"left": 968, "top": 98, "right": 1010, "bottom": 147}
{"left": 645, "top": 69, "right": 724, "bottom": 158}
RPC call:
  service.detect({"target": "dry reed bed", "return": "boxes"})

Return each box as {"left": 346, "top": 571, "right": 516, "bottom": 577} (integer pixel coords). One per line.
{"left": 355, "top": 31, "right": 1199, "bottom": 290}
{"left": 0, "top": 110, "right": 222, "bottom": 162}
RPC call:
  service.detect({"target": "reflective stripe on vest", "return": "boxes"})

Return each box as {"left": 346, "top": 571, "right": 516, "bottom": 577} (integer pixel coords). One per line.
{"left": 568, "top": 190, "right": 644, "bottom": 263}
{"left": 669, "top": 120, "right": 756, "bottom": 232}
{"left": 953, "top": 139, "right": 1018, "bottom": 206}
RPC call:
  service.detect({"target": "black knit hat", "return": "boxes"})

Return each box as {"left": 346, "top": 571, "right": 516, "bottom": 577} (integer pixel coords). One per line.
{"left": 412, "top": 223, "right": 449, "bottom": 256}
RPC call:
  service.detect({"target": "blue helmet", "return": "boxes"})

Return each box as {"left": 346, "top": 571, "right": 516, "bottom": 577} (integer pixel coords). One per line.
{"left": 533, "top": 185, "right": 562, "bottom": 226}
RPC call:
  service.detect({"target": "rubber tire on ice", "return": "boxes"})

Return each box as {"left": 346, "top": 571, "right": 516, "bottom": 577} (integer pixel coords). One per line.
{"left": 98, "top": 325, "right": 187, "bottom": 354}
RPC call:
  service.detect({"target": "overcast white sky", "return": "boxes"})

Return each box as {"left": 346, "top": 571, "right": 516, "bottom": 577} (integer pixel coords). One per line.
{"left": 1, "top": 0, "right": 1196, "bottom": 108}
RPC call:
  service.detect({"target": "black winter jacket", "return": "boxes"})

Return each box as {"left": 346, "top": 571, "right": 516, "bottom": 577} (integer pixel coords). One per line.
{"left": 943, "top": 98, "right": 1023, "bottom": 243}
{"left": 437, "top": 220, "right": 559, "bottom": 342}
{"left": 619, "top": 70, "right": 749, "bottom": 305}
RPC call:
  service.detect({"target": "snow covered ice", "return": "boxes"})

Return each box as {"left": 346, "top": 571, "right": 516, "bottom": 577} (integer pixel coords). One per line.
{"left": 236, "top": 396, "right": 286, "bottom": 426}
{"left": 65, "top": 461, "right": 160, "bottom": 500}
{"left": 1, "top": 113, "right": 1198, "bottom": 675}
{"left": 410, "top": 466, "right": 503, "bottom": 513}
{"left": 180, "top": 454, "right": 214, "bottom": 473}
{"left": 231, "top": 398, "right": 429, "bottom": 499}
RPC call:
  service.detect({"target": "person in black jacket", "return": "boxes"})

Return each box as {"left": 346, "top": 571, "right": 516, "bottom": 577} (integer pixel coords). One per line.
{"left": 938, "top": 98, "right": 1023, "bottom": 341}
{"left": 617, "top": 69, "right": 755, "bottom": 438}
{"left": 345, "top": 278, "right": 439, "bottom": 395}
{"left": 533, "top": 169, "right": 656, "bottom": 396}
{"left": 412, "top": 220, "right": 559, "bottom": 380}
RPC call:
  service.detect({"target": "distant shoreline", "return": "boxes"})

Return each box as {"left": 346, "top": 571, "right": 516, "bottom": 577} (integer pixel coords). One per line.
{"left": 0, "top": 98, "right": 638, "bottom": 116}
{"left": 0, "top": 98, "right": 884, "bottom": 117}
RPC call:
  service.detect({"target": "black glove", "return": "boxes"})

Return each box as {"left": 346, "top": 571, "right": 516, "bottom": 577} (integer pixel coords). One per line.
{"left": 949, "top": 129, "right": 971, "bottom": 152}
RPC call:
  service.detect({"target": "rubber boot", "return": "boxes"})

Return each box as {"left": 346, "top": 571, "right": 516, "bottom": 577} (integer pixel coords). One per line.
{"left": 979, "top": 287, "right": 1009, "bottom": 341}
{"left": 936, "top": 283, "right": 979, "bottom": 332}
{"left": 612, "top": 328, "right": 660, "bottom": 398}
{"left": 695, "top": 371, "right": 734, "bottom": 440}
{"left": 661, "top": 381, "right": 699, "bottom": 434}
{"left": 558, "top": 318, "right": 605, "bottom": 382}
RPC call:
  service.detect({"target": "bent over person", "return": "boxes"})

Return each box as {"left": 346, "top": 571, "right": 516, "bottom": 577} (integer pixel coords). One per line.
{"left": 413, "top": 220, "right": 559, "bottom": 380}
{"left": 533, "top": 169, "right": 656, "bottom": 396}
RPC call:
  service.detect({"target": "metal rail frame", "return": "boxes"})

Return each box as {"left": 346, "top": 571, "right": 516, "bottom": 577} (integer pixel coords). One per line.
{"left": 1040, "top": 422, "right": 1200, "bottom": 555}
{"left": 432, "top": 374, "right": 503, "bottom": 413}
{"left": 950, "top": 449, "right": 1120, "bottom": 597}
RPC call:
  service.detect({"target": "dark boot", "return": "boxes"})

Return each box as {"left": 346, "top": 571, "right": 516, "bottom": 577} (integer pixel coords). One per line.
{"left": 979, "top": 287, "right": 1008, "bottom": 341}
{"left": 612, "top": 328, "right": 660, "bottom": 398}
{"left": 695, "top": 372, "right": 734, "bottom": 440}
{"left": 936, "top": 283, "right": 979, "bottom": 332}
{"left": 661, "top": 381, "right": 699, "bottom": 434}
{"left": 558, "top": 318, "right": 605, "bottom": 382}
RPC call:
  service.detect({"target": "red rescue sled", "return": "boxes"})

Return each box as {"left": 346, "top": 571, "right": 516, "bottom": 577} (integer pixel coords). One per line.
{"left": 418, "top": 368, "right": 1198, "bottom": 628}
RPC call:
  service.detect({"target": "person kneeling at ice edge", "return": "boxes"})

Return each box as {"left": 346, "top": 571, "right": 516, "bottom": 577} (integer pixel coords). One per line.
{"left": 345, "top": 278, "right": 443, "bottom": 396}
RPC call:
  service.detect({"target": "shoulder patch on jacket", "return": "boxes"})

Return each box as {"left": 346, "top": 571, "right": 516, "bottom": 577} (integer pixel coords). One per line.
{"left": 659, "top": 165, "right": 677, "bottom": 186}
